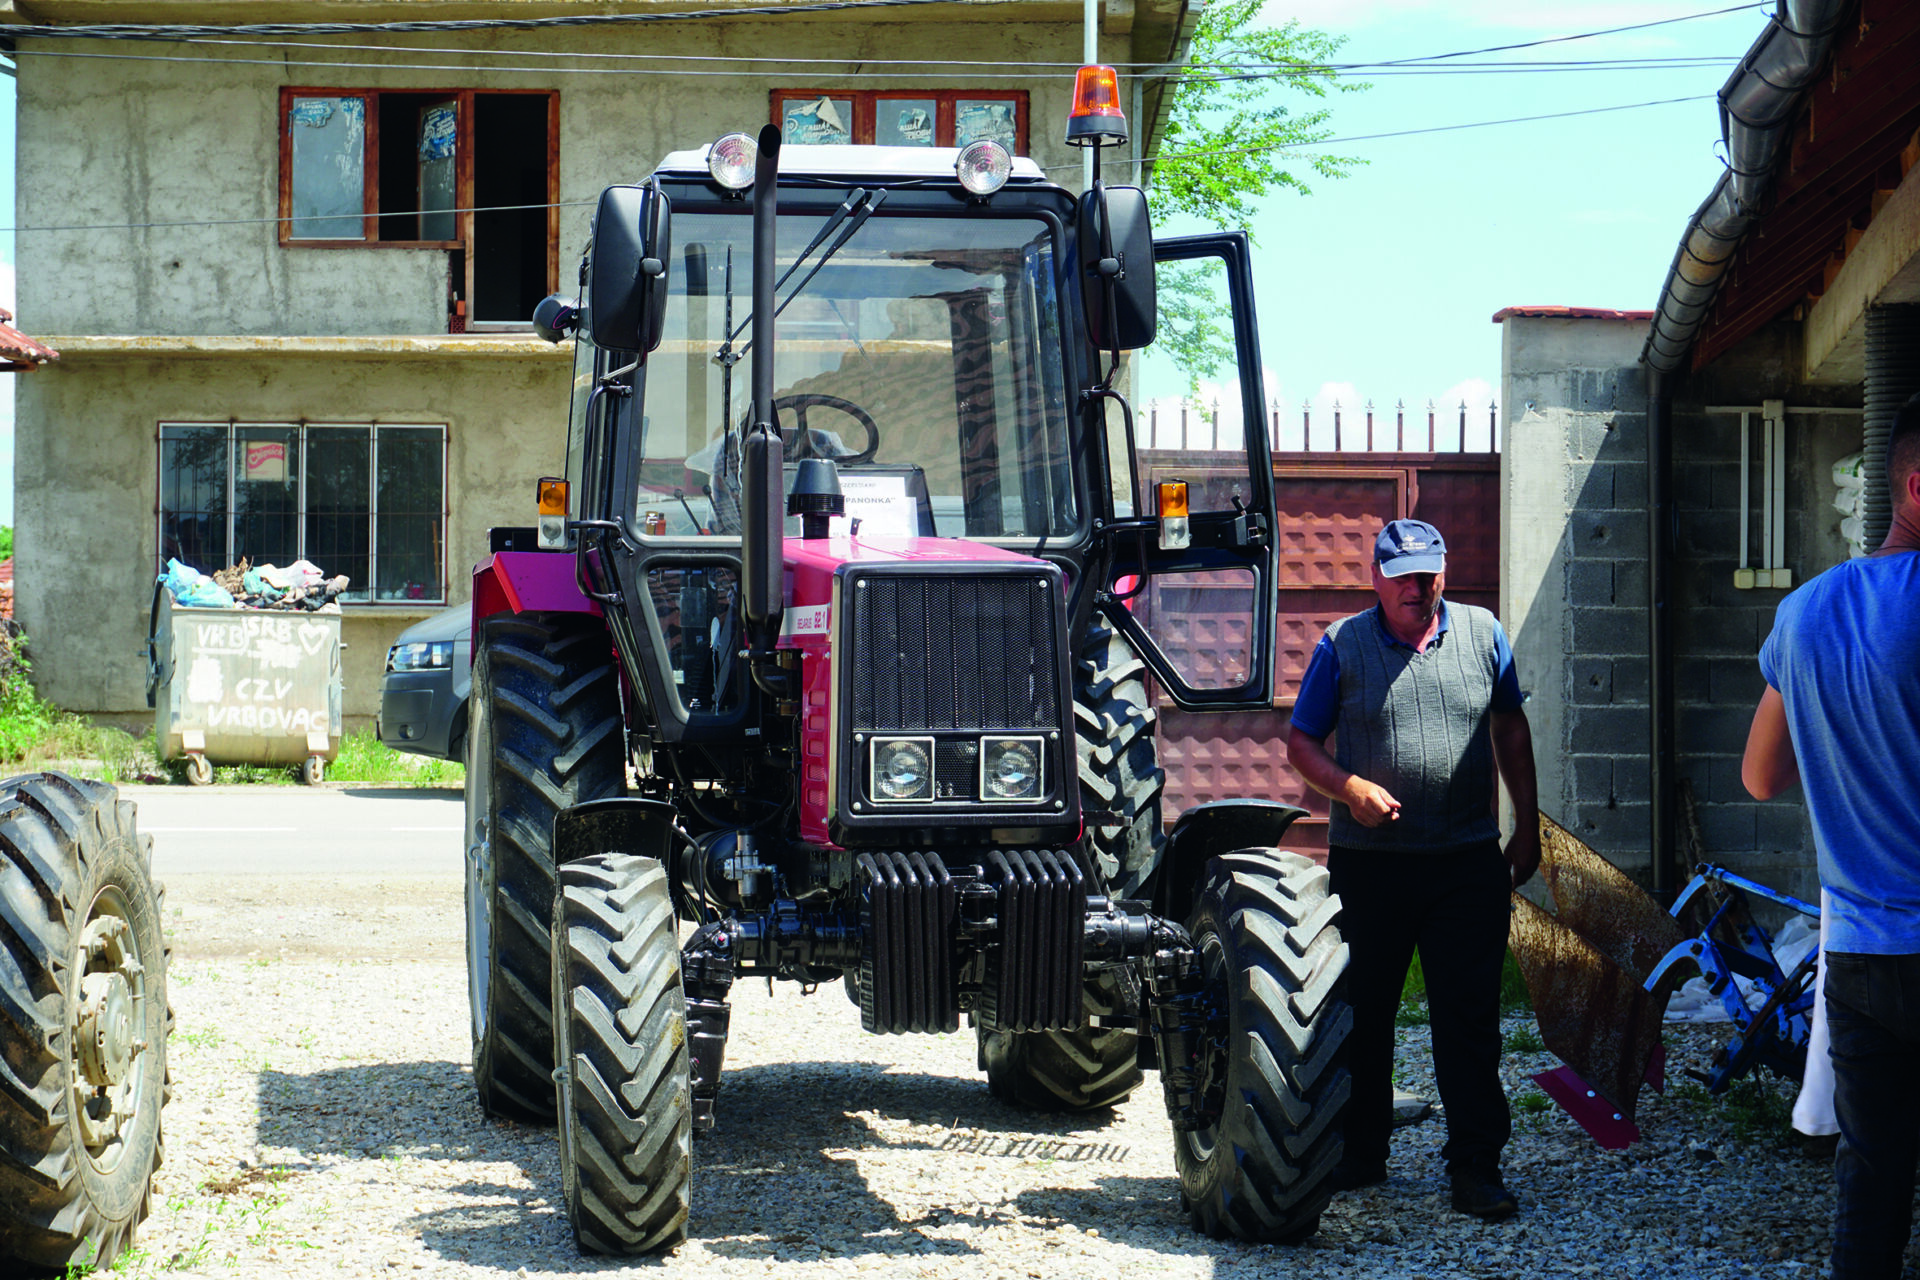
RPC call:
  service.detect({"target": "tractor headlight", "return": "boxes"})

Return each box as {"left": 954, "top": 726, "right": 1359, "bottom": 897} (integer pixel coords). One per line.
{"left": 981, "top": 736, "right": 1044, "bottom": 802}
{"left": 955, "top": 140, "right": 1012, "bottom": 196}
{"left": 708, "top": 133, "right": 759, "bottom": 191}
{"left": 871, "top": 737, "right": 934, "bottom": 802}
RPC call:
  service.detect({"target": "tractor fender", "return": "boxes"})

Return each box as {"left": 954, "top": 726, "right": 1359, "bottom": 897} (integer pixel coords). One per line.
{"left": 1155, "top": 799, "right": 1310, "bottom": 926}
{"left": 472, "top": 550, "right": 604, "bottom": 627}
{"left": 553, "top": 797, "right": 679, "bottom": 869}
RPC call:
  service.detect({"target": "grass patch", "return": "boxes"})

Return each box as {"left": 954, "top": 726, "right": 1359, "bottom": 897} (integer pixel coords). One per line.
{"left": 1504, "top": 1022, "right": 1545, "bottom": 1054}
{"left": 0, "top": 628, "right": 161, "bottom": 783}
{"left": 1671, "top": 1075, "right": 1797, "bottom": 1147}
{"left": 325, "top": 730, "right": 463, "bottom": 786}
{"left": 1394, "top": 949, "right": 1533, "bottom": 1027}
{"left": 1515, "top": 1089, "right": 1552, "bottom": 1115}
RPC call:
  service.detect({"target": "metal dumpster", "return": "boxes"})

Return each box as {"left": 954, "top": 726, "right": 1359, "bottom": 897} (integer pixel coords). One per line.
{"left": 146, "top": 585, "right": 343, "bottom": 785}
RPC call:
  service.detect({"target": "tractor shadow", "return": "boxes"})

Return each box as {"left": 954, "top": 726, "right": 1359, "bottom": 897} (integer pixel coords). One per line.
{"left": 249, "top": 1054, "right": 1204, "bottom": 1270}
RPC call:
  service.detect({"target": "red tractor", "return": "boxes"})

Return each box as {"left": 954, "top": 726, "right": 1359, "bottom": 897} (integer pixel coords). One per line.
{"left": 463, "top": 76, "right": 1350, "bottom": 1252}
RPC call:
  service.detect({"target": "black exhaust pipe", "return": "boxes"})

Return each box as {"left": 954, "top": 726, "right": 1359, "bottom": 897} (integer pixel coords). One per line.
{"left": 742, "top": 123, "right": 785, "bottom": 660}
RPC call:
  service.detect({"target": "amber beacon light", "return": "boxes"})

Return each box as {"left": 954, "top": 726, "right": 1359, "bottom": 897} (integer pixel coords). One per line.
{"left": 1066, "top": 64, "right": 1128, "bottom": 148}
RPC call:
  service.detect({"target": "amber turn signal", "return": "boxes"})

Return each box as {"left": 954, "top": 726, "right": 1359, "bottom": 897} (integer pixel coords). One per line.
{"left": 537, "top": 477, "right": 569, "bottom": 517}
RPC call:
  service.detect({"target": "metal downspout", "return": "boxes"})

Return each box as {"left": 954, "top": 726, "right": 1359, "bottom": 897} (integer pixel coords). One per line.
{"left": 1647, "top": 369, "right": 1674, "bottom": 896}
{"left": 1863, "top": 307, "right": 1920, "bottom": 550}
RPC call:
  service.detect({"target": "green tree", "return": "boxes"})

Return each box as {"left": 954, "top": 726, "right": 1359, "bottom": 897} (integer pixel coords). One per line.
{"left": 1147, "top": 1, "right": 1363, "bottom": 394}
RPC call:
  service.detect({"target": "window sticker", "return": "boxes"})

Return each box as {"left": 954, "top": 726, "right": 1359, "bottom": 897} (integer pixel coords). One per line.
{"left": 876, "top": 100, "right": 936, "bottom": 147}
{"left": 955, "top": 99, "right": 1017, "bottom": 148}
{"left": 784, "top": 96, "right": 853, "bottom": 145}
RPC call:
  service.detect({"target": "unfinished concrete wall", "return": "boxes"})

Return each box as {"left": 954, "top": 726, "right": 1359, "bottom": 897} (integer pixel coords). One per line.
{"left": 1500, "top": 314, "right": 1652, "bottom": 876}
{"left": 1502, "top": 314, "right": 1863, "bottom": 900}
{"left": 13, "top": 343, "right": 571, "bottom": 722}
{"left": 14, "top": 17, "right": 1094, "bottom": 336}
{"left": 1668, "top": 322, "right": 1863, "bottom": 904}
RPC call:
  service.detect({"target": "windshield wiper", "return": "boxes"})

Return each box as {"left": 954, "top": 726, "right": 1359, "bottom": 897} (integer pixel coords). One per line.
{"left": 717, "top": 188, "right": 888, "bottom": 363}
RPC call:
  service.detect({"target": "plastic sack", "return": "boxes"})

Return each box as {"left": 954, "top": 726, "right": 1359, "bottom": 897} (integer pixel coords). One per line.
{"left": 161, "top": 559, "right": 237, "bottom": 609}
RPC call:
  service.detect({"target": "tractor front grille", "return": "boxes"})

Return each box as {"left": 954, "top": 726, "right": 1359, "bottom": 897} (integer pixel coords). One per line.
{"left": 847, "top": 573, "right": 1061, "bottom": 733}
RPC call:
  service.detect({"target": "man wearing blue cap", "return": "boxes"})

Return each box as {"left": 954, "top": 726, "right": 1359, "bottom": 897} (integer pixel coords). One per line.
{"left": 1287, "top": 517, "right": 1539, "bottom": 1219}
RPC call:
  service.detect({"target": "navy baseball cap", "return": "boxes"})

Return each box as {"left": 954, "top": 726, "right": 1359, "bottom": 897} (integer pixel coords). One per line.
{"left": 1374, "top": 519, "right": 1447, "bottom": 577}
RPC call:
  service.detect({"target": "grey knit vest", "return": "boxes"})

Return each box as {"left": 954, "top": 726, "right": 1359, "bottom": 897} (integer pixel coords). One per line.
{"left": 1324, "top": 602, "right": 1502, "bottom": 853}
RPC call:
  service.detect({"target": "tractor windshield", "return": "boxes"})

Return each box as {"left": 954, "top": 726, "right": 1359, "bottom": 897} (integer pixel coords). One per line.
{"left": 632, "top": 209, "right": 1078, "bottom": 542}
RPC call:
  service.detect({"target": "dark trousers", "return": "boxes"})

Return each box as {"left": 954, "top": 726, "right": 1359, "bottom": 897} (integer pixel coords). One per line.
{"left": 1825, "top": 951, "right": 1920, "bottom": 1280}
{"left": 1326, "top": 839, "right": 1512, "bottom": 1171}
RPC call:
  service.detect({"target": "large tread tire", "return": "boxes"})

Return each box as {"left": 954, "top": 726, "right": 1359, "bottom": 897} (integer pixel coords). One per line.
{"left": 978, "top": 621, "right": 1161, "bottom": 1111}
{"left": 0, "top": 773, "right": 170, "bottom": 1276}
{"left": 1175, "top": 849, "right": 1351, "bottom": 1244}
{"left": 465, "top": 613, "right": 625, "bottom": 1124}
{"left": 553, "top": 854, "right": 691, "bottom": 1254}
{"left": 1075, "top": 620, "right": 1166, "bottom": 900}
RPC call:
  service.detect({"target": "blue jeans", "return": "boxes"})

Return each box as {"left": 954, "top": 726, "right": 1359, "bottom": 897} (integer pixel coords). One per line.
{"left": 1825, "top": 951, "right": 1920, "bottom": 1279}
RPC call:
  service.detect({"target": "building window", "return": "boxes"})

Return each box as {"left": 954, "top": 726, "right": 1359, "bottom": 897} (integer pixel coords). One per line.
{"left": 772, "top": 90, "right": 1027, "bottom": 152}
{"left": 158, "top": 422, "right": 448, "bottom": 604}
{"left": 279, "top": 88, "right": 559, "bottom": 328}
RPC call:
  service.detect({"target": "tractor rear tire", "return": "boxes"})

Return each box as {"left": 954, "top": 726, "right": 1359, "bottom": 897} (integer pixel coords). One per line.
{"left": 1174, "top": 849, "right": 1351, "bottom": 1244}
{"left": 976, "top": 621, "right": 1162, "bottom": 1112}
{"left": 0, "top": 773, "right": 170, "bottom": 1276}
{"left": 553, "top": 854, "right": 692, "bottom": 1254}
{"left": 465, "top": 613, "right": 625, "bottom": 1124}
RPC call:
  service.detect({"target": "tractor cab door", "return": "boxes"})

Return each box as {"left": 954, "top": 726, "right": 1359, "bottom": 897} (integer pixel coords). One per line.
{"left": 1099, "top": 232, "right": 1275, "bottom": 710}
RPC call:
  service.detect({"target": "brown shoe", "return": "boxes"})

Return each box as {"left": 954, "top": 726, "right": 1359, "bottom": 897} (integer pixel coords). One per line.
{"left": 1448, "top": 1164, "right": 1519, "bottom": 1220}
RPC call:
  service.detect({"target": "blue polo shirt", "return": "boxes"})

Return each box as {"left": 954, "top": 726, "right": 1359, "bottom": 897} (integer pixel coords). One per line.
{"left": 1290, "top": 601, "right": 1524, "bottom": 740}
{"left": 1759, "top": 553, "right": 1920, "bottom": 954}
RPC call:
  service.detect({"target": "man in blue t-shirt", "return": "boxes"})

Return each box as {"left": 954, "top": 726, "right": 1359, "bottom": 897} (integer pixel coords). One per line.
{"left": 1287, "top": 518, "right": 1539, "bottom": 1220}
{"left": 1744, "top": 393, "right": 1920, "bottom": 1280}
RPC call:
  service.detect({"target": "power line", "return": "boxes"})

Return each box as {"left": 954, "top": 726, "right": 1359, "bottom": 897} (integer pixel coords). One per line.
{"left": 0, "top": 0, "right": 997, "bottom": 41}
{"left": 1083, "top": 94, "right": 1717, "bottom": 174}
{"left": 1365, "top": 2, "right": 1766, "bottom": 66}
{"left": 3, "top": 43, "right": 1738, "bottom": 82}
{"left": 0, "top": 95, "right": 1718, "bottom": 236}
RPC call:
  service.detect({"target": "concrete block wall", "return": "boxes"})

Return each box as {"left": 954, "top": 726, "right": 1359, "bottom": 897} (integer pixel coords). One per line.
{"left": 1502, "top": 316, "right": 1653, "bottom": 877}
{"left": 1503, "top": 314, "right": 1860, "bottom": 901}
{"left": 1668, "top": 325, "right": 1863, "bottom": 905}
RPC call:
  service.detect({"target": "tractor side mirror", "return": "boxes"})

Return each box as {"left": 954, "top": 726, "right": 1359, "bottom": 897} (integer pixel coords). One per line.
{"left": 1078, "top": 183, "right": 1156, "bottom": 352}
{"left": 588, "top": 182, "right": 673, "bottom": 354}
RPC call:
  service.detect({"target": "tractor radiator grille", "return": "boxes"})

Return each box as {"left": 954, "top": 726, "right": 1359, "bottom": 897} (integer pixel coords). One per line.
{"left": 977, "top": 849, "right": 1086, "bottom": 1034}
{"left": 847, "top": 573, "right": 1062, "bottom": 733}
{"left": 856, "top": 851, "right": 960, "bottom": 1035}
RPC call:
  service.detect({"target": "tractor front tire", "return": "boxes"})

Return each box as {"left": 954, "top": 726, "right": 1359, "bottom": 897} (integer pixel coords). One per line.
{"left": 977, "top": 621, "right": 1163, "bottom": 1112}
{"left": 1175, "top": 850, "right": 1351, "bottom": 1244}
{"left": 553, "top": 854, "right": 692, "bottom": 1254}
{"left": 465, "top": 612, "right": 625, "bottom": 1124}
{"left": 0, "top": 773, "right": 170, "bottom": 1276}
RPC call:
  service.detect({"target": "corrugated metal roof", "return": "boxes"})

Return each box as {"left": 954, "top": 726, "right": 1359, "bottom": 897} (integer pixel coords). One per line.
{"left": 0, "top": 309, "right": 60, "bottom": 367}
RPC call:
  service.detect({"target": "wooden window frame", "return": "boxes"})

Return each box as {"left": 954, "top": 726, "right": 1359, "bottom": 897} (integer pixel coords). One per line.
{"left": 278, "top": 87, "right": 561, "bottom": 327}
{"left": 155, "top": 420, "right": 452, "bottom": 605}
{"left": 770, "top": 89, "right": 1028, "bottom": 154}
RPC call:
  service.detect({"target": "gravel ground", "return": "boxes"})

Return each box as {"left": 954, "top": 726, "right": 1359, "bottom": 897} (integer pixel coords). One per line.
{"left": 121, "top": 872, "right": 1855, "bottom": 1279}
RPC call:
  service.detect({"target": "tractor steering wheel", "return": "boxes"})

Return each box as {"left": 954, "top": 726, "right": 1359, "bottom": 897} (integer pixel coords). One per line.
{"left": 769, "top": 393, "right": 881, "bottom": 465}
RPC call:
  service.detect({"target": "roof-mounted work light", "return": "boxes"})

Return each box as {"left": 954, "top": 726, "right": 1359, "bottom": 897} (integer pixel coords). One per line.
{"left": 708, "top": 132, "right": 759, "bottom": 190}
{"left": 1066, "top": 64, "right": 1128, "bottom": 148}
{"left": 954, "top": 139, "right": 1013, "bottom": 195}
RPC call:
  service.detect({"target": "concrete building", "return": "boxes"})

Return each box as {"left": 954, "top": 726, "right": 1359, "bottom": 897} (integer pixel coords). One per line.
{"left": 7, "top": 0, "right": 1198, "bottom": 727}
{"left": 1498, "top": 0, "right": 1920, "bottom": 901}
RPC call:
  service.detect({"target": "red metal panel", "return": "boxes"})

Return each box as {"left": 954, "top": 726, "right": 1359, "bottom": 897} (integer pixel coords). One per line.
{"left": 1154, "top": 452, "right": 1501, "bottom": 847}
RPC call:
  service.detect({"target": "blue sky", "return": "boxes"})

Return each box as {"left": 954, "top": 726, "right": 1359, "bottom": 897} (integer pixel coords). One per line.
{"left": 0, "top": 2, "right": 1768, "bottom": 523}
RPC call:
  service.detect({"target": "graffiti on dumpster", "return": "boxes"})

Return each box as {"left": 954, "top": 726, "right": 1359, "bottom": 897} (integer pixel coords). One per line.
{"left": 178, "top": 614, "right": 333, "bottom": 735}
{"left": 192, "top": 616, "right": 333, "bottom": 670}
